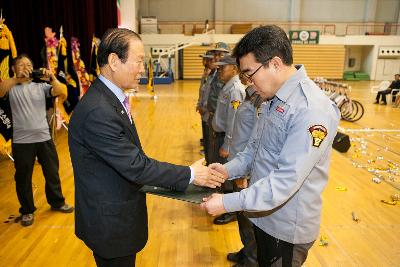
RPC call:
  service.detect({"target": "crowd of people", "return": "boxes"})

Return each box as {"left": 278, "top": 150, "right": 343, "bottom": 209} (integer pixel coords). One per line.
{"left": 1, "top": 25, "right": 341, "bottom": 267}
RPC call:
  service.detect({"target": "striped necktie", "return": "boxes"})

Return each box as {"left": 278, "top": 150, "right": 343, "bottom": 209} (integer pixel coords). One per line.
{"left": 123, "top": 97, "right": 132, "bottom": 123}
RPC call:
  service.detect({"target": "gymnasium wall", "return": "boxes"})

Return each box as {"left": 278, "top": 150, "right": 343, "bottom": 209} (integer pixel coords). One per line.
{"left": 138, "top": 0, "right": 399, "bottom": 23}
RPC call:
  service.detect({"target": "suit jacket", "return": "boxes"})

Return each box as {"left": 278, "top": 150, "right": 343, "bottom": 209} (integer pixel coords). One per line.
{"left": 68, "top": 78, "right": 191, "bottom": 258}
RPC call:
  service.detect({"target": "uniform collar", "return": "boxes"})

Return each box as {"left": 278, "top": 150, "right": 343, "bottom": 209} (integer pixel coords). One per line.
{"left": 223, "top": 75, "right": 240, "bottom": 91}
{"left": 99, "top": 75, "right": 126, "bottom": 104}
{"left": 275, "top": 65, "right": 307, "bottom": 103}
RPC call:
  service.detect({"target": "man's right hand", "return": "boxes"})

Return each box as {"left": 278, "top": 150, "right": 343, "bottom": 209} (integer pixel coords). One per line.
{"left": 208, "top": 163, "right": 229, "bottom": 180}
{"left": 191, "top": 159, "right": 226, "bottom": 188}
{"left": 16, "top": 69, "right": 32, "bottom": 84}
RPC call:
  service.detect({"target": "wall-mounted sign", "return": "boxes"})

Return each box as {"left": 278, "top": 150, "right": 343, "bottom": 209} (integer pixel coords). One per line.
{"left": 289, "top": 30, "right": 319, "bottom": 44}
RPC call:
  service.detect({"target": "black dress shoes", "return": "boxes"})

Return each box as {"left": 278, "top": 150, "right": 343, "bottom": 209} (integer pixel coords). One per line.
{"left": 213, "top": 212, "right": 237, "bottom": 225}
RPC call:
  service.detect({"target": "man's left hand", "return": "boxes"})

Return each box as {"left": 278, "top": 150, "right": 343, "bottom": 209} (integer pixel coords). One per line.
{"left": 219, "top": 147, "right": 229, "bottom": 158}
{"left": 42, "top": 69, "right": 55, "bottom": 82}
{"left": 200, "top": 193, "right": 226, "bottom": 216}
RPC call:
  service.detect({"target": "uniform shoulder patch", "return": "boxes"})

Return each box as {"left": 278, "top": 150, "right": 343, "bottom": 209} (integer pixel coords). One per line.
{"left": 308, "top": 125, "right": 328, "bottom": 148}
{"left": 231, "top": 100, "right": 241, "bottom": 110}
{"left": 275, "top": 105, "right": 285, "bottom": 113}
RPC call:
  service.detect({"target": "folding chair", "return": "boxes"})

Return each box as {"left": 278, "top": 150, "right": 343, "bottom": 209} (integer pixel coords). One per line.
{"left": 370, "top": 80, "right": 390, "bottom": 93}
{"left": 391, "top": 89, "right": 400, "bottom": 101}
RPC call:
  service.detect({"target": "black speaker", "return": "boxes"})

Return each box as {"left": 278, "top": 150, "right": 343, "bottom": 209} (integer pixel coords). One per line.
{"left": 332, "top": 132, "right": 351, "bottom": 153}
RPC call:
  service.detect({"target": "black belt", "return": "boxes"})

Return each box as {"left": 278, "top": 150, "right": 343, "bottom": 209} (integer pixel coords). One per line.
{"left": 214, "top": 131, "right": 225, "bottom": 137}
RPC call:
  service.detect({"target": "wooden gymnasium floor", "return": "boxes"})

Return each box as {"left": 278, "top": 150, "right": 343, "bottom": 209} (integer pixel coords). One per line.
{"left": 0, "top": 79, "right": 399, "bottom": 267}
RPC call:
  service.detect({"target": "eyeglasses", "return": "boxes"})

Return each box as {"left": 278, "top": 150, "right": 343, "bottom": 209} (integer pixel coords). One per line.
{"left": 239, "top": 57, "right": 272, "bottom": 82}
{"left": 239, "top": 64, "right": 263, "bottom": 82}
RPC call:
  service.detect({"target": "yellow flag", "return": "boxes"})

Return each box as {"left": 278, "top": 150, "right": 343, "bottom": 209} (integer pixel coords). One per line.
{"left": 147, "top": 58, "right": 154, "bottom": 97}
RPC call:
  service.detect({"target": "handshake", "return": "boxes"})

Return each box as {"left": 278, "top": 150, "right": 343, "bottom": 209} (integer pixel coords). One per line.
{"left": 190, "top": 159, "right": 229, "bottom": 188}
{"left": 190, "top": 159, "right": 231, "bottom": 216}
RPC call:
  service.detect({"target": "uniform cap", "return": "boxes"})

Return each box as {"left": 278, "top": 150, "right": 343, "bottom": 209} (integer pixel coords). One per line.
{"left": 214, "top": 55, "right": 237, "bottom": 66}
{"left": 210, "top": 42, "right": 230, "bottom": 53}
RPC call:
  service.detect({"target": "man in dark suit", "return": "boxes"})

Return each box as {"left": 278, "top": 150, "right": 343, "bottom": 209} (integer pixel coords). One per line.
{"left": 68, "top": 28, "right": 224, "bottom": 267}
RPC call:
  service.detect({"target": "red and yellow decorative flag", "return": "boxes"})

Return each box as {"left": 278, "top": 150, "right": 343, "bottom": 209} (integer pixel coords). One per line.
{"left": 147, "top": 58, "right": 154, "bottom": 97}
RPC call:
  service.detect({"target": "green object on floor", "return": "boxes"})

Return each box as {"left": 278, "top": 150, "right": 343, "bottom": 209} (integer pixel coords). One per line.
{"left": 343, "top": 71, "right": 356, "bottom": 80}
{"left": 343, "top": 71, "right": 370, "bottom": 81}
{"left": 354, "top": 72, "right": 370, "bottom": 80}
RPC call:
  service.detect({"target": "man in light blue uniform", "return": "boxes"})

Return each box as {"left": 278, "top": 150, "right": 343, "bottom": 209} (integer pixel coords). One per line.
{"left": 201, "top": 26, "right": 340, "bottom": 266}
{"left": 226, "top": 85, "right": 260, "bottom": 267}
{"left": 212, "top": 55, "right": 245, "bottom": 162}
{"left": 211, "top": 55, "right": 245, "bottom": 225}
{"left": 206, "top": 42, "right": 230, "bottom": 165}
{"left": 196, "top": 51, "right": 216, "bottom": 161}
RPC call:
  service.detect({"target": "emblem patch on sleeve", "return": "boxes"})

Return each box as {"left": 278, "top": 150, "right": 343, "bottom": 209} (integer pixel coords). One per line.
{"left": 308, "top": 125, "right": 328, "bottom": 148}
{"left": 231, "top": 100, "right": 241, "bottom": 110}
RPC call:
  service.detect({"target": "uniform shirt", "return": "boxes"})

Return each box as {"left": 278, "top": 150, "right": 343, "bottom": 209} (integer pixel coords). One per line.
{"left": 198, "top": 70, "right": 217, "bottom": 122}
{"left": 196, "top": 68, "right": 210, "bottom": 109}
{"left": 206, "top": 74, "right": 225, "bottom": 113}
{"left": 9, "top": 82, "right": 52, "bottom": 143}
{"left": 227, "top": 98, "right": 257, "bottom": 161}
{"left": 212, "top": 75, "right": 245, "bottom": 152}
{"left": 223, "top": 65, "right": 340, "bottom": 244}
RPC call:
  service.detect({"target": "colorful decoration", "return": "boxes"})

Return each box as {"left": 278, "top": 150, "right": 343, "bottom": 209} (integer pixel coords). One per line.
{"left": 351, "top": 211, "right": 360, "bottom": 222}
{"left": 391, "top": 194, "right": 400, "bottom": 201}
{"left": 318, "top": 235, "right": 328, "bottom": 246}
{"left": 335, "top": 186, "right": 347, "bottom": 191}
{"left": 147, "top": 57, "right": 154, "bottom": 97}
{"left": 0, "top": 11, "right": 17, "bottom": 80}
{"left": 44, "top": 27, "right": 59, "bottom": 75}
{"left": 381, "top": 200, "right": 397, "bottom": 205}
{"left": 71, "top": 37, "right": 90, "bottom": 96}
{"left": 89, "top": 36, "right": 100, "bottom": 82}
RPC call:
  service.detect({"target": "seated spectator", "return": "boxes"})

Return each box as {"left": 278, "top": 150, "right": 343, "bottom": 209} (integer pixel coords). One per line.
{"left": 374, "top": 74, "right": 400, "bottom": 105}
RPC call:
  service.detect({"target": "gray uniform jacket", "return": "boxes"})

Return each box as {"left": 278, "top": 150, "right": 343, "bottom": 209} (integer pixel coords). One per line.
{"left": 227, "top": 99, "right": 257, "bottom": 161}
{"left": 212, "top": 75, "right": 245, "bottom": 152}
{"left": 223, "top": 65, "right": 340, "bottom": 244}
{"left": 196, "top": 70, "right": 208, "bottom": 108}
{"left": 207, "top": 74, "right": 225, "bottom": 113}
{"left": 199, "top": 70, "right": 217, "bottom": 122}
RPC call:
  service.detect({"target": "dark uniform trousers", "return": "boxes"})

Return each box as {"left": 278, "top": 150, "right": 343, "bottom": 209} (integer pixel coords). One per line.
{"left": 12, "top": 140, "right": 65, "bottom": 215}
{"left": 206, "top": 113, "right": 216, "bottom": 165}
{"left": 214, "top": 131, "right": 234, "bottom": 193}
{"left": 234, "top": 183, "right": 258, "bottom": 266}
{"left": 253, "top": 225, "right": 314, "bottom": 267}
{"left": 201, "top": 120, "right": 209, "bottom": 164}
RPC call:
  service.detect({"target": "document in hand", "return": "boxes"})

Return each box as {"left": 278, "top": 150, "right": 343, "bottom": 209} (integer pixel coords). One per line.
{"left": 140, "top": 184, "right": 217, "bottom": 204}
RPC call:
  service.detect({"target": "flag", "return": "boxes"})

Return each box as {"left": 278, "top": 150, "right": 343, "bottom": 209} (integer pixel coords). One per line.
{"left": 44, "top": 27, "right": 59, "bottom": 75}
{"left": 89, "top": 36, "right": 100, "bottom": 82}
{"left": 147, "top": 58, "right": 154, "bottom": 97}
{"left": 71, "top": 37, "right": 90, "bottom": 96}
{"left": 57, "top": 35, "right": 80, "bottom": 115}
{"left": 0, "top": 94, "right": 12, "bottom": 159}
{"left": 0, "top": 14, "right": 17, "bottom": 80}
{"left": 0, "top": 94, "right": 12, "bottom": 142}
{"left": 117, "top": 0, "right": 121, "bottom": 27}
